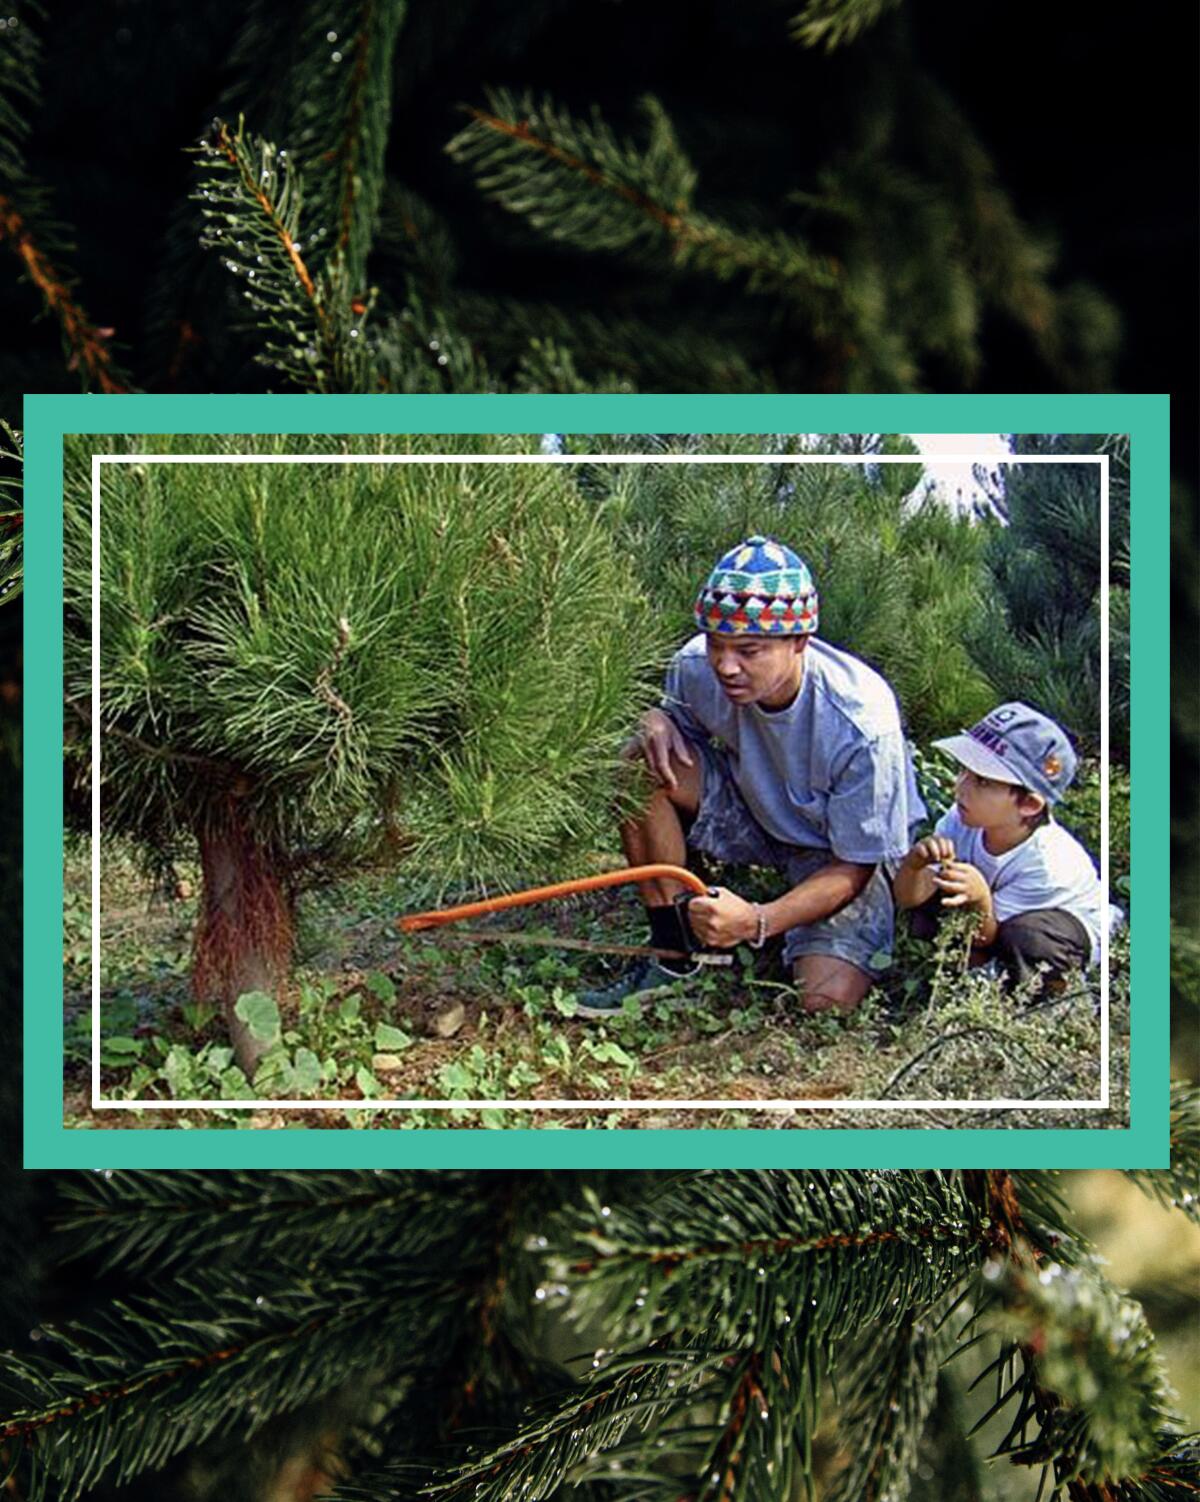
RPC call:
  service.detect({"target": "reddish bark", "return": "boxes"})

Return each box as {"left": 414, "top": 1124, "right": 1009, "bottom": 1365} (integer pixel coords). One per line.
{"left": 192, "top": 796, "right": 294, "bottom": 1077}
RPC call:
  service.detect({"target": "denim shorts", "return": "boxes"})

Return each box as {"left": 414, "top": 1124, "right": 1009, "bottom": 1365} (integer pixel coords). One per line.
{"left": 686, "top": 739, "right": 895, "bottom": 975}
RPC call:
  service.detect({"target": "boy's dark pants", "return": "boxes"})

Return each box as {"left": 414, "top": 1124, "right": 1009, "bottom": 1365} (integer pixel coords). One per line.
{"left": 910, "top": 900, "right": 1091, "bottom": 986}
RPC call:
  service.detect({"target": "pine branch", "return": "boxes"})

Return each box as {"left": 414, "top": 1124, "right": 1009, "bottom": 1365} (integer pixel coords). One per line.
{"left": 367, "top": 292, "right": 493, "bottom": 392}
{"left": 0, "top": 422, "right": 21, "bottom": 606}
{"left": 791, "top": 0, "right": 903, "bottom": 51}
{"left": 0, "top": 1261, "right": 457, "bottom": 1501}
{"left": 0, "top": 7, "right": 40, "bottom": 187}
{"left": 826, "top": 1310, "right": 951, "bottom": 1502}
{"left": 0, "top": 195, "right": 128, "bottom": 393}
{"left": 56, "top": 1170, "right": 471, "bottom": 1275}
{"left": 555, "top": 1173, "right": 987, "bottom": 1352}
{"left": 415, "top": 1345, "right": 724, "bottom": 1502}
{"left": 1123, "top": 1084, "right": 1200, "bottom": 1228}
{"left": 192, "top": 118, "right": 374, "bottom": 391}
{"left": 446, "top": 90, "right": 846, "bottom": 311}
{"left": 982, "top": 1257, "right": 1195, "bottom": 1497}
{"left": 0, "top": 4, "right": 129, "bottom": 394}
{"left": 449, "top": 290, "right": 770, "bottom": 393}
{"left": 276, "top": 1, "right": 406, "bottom": 288}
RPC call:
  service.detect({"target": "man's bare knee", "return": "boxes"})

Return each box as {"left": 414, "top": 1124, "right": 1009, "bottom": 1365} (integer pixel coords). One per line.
{"left": 793, "top": 956, "right": 873, "bottom": 1015}
{"left": 623, "top": 742, "right": 701, "bottom": 814}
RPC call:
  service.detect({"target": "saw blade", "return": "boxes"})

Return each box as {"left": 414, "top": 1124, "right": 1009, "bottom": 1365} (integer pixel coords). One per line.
{"left": 398, "top": 927, "right": 734, "bottom": 966}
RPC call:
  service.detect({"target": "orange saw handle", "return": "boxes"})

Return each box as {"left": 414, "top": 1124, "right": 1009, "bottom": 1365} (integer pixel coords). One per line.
{"left": 397, "top": 863, "right": 710, "bottom": 933}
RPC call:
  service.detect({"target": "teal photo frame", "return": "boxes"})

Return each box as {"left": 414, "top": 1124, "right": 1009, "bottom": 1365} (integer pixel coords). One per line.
{"left": 23, "top": 392, "right": 1170, "bottom": 1168}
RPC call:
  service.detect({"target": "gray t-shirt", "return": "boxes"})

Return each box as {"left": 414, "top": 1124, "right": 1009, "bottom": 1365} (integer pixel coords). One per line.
{"left": 933, "top": 804, "right": 1106, "bottom": 964}
{"left": 662, "top": 634, "right": 925, "bottom": 865}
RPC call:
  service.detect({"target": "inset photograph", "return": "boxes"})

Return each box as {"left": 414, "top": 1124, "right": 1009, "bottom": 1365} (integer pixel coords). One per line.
{"left": 61, "top": 431, "right": 1127, "bottom": 1130}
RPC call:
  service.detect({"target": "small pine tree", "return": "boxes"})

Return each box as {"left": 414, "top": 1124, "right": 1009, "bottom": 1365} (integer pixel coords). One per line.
{"left": 966, "top": 435, "right": 1130, "bottom": 763}
{"left": 64, "top": 434, "right": 662, "bottom": 1071}
{"left": 569, "top": 432, "right": 995, "bottom": 743}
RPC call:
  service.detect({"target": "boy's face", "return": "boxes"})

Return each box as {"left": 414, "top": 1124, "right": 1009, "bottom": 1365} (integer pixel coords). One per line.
{"left": 954, "top": 767, "right": 1041, "bottom": 829}
{"left": 705, "top": 634, "right": 806, "bottom": 709}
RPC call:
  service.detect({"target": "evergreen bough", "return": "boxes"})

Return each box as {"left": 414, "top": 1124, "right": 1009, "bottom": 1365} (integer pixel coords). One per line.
{"left": 1, "top": 0, "right": 1121, "bottom": 412}
{"left": 0, "top": 1167, "right": 1196, "bottom": 1501}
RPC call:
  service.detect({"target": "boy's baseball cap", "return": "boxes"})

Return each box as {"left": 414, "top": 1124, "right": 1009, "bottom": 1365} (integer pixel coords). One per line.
{"left": 933, "top": 702, "right": 1078, "bottom": 804}
{"left": 694, "top": 535, "right": 818, "bottom": 636}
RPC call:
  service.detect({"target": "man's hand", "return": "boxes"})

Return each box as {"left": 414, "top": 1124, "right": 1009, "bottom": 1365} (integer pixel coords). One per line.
{"left": 908, "top": 834, "right": 955, "bottom": 869}
{"left": 932, "top": 860, "right": 990, "bottom": 910}
{"left": 687, "top": 886, "right": 758, "bottom": 948}
{"left": 638, "top": 708, "right": 695, "bottom": 791}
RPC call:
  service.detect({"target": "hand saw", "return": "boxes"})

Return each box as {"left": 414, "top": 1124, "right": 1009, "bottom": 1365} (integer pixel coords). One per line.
{"left": 395, "top": 862, "right": 734, "bottom": 966}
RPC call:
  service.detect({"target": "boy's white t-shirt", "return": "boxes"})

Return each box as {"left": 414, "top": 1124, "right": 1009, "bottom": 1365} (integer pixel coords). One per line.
{"left": 933, "top": 804, "right": 1105, "bottom": 964}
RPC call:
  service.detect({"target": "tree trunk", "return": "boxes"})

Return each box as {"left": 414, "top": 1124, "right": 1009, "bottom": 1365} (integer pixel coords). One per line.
{"left": 192, "top": 796, "right": 294, "bottom": 1078}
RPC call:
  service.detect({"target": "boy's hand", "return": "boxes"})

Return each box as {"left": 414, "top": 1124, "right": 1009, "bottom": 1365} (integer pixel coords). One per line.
{"left": 687, "top": 886, "right": 757, "bottom": 947}
{"left": 909, "top": 835, "right": 955, "bottom": 868}
{"left": 932, "top": 860, "right": 990, "bottom": 909}
{"left": 638, "top": 709, "right": 694, "bottom": 791}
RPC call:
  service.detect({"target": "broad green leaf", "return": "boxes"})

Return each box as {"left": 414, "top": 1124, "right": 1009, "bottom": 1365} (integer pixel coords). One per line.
{"left": 291, "top": 1047, "right": 323, "bottom": 1095}
{"left": 590, "top": 1040, "right": 635, "bottom": 1068}
{"left": 374, "top": 1022, "right": 413, "bottom": 1051}
{"left": 235, "top": 990, "right": 281, "bottom": 1045}
{"left": 366, "top": 971, "right": 397, "bottom": 1003}
{"left": 163, "top": 1045, "right": 197, "bottom": 1098}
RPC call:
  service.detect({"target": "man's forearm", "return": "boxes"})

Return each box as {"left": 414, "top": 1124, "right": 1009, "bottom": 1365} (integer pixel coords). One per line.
{"left": 759, "top": 860, "right": 875, "bottom": 939}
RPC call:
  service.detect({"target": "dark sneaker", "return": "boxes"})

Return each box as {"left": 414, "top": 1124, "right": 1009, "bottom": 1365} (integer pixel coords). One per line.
{"left": 574, "top": 957, "right": 700, "bottom": 1019}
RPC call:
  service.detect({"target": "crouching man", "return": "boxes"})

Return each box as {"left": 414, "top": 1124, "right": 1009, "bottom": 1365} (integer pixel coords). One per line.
{"left": 578, "top": 535, "right": 925, "bottom": 1018}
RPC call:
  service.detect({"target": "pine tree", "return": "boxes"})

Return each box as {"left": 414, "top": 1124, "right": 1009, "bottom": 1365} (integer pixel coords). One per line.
{"left": 0, "top": 0, "right": 1132, "bottom": 414}
{"left": 64, "top": 434, "right": 663, "bottom": 1071}
{"left": 0, "top": 1165, "right": 1197, "bottom": 1502}
{"left": 966, "top": 436, "right": 1130, "bottom": 763}
{"left": 564, "top": 431, "right": 995, "bottom": 744}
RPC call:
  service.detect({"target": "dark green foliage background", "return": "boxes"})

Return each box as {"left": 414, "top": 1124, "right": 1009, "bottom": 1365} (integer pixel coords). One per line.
{"left": 1, "top": 0, "right": 1196, "bottom": 409}
{"left": 0, "top": 3, "right": 1196, "bottom": 1500}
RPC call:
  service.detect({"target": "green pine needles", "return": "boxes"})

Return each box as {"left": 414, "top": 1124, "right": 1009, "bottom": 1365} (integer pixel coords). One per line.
{"left": 0, "top": 421, "right": 20, "bottom": 605}
{"left": 63, "top": 433, "right": 663, "bottom": 1070}
{"left": 192, "top": 120, "right": 375, "bottom": 392}
{"left": 0, "top": 1169, "right": 1196, "bottom": 1502}
{"left": 1, "top": 0, "right": 1121, "bottom": 412}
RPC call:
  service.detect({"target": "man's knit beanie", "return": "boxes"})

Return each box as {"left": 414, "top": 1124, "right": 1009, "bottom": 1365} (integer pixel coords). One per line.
{"left": 694, "top": 535, "right": 818, "bottom": 636}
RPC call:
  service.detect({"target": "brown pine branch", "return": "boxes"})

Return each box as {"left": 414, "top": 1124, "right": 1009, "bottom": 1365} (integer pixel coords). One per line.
{"left": 212, "top": 123, "right": 325, "bottom": 320}
{"left": 0, "top": 1313, "right": 330, "bottom": 1443}
{"left": 0, "top": 195, "right": 128, "bottom": 394}
{"left": 463, "top": 107, "right": 842, "bottom": 289}
{"left": 571, "top": 1218, "right": 980, "bottom": 1275}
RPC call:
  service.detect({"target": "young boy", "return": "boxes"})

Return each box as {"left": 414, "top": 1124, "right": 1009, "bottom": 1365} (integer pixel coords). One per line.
{"left": 894, "top": 703, "right": 1105, "bottom": 985}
